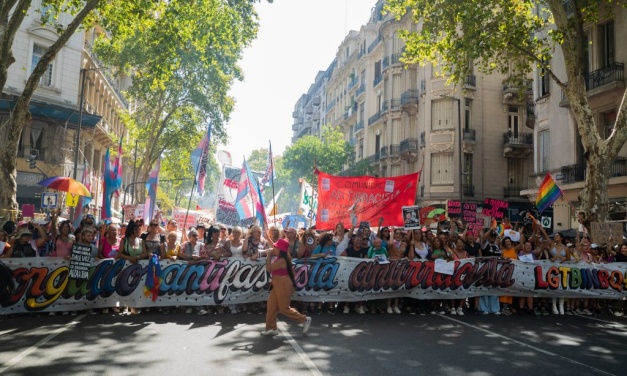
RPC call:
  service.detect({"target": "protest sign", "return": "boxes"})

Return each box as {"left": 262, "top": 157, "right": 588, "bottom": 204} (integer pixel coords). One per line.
{"left": 590, "top": 222, "right": 623, "bottom": 243}
{"left": 402, "top": 206, "right": 421, "bottom": 230}
{"left": 69, "top": 244, "right": 92, "bottom": 280}
{"left": 447, "top": 200, "right": 461, "bottom": 218}
{"left": 482, "top": 198, "right": 509, "bottom": 219}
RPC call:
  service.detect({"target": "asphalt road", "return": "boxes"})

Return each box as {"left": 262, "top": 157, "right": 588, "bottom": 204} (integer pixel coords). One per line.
{"left": 1, "top": 308, "right": 626, "bottom": 376}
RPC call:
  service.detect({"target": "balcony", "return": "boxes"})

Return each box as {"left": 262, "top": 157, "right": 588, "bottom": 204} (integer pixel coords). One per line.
{"left": 464, "top": 74, "right": 477, "bottom": 89}
{"left": 502, "top": 78, "right": 532, "bottom": 104}
{"left": 587, "top": 62, "right": 624, "bottom": 91}
{"left": 373, "top": 74, "right": 383, "bottom": 88}
{"left": 382, "top": 56, "right": 389, "bottom": 72}
{"left": 463, "top": 129, "right": 476, "bottom": 142}
{"left": 368, "top": 111, "right": 381, "bottom": 126}
{"left": 368, "top": 152, "right": 381, "bottom": 165}
{"left": 526, "top": 101, "right": 536, "bottom": 129}
{"left": 312, "top": 96, "right": 321, "bottom": 106}
{"left": 391, "top": 53, "right": 402, "bottom": 66}
{"left": 560, "top": 157, "right": 627, "bottom": 184}
{"left": 292, "top": 120, "right": 302, "bottom": 131}
{"left": 379, "top": 145, "right": 389, "bottom": 160}
{"left": 389, "top": 144, "right": 400, "bottom": 158}
{"left": 503, "top": 131, "right": 533, "bottom": 158}
{"left": 355, "top": 120, "right": 364, "bottom": 133}
{"left": 401, "top": 89, "right": 419, "bottom": 115}
{"left": 504, "top": 186, "right": 526, "bottom": 199}
{"left": 367, "top": 35, "right": 381, "bottom": 53}
{"left": 400, "top": 138, "right": 419, "bottom": 161}
{"left": 348, "top": 77, "right": 358, "bottom": 91}
{"left": 326, "top": 99, "right": 336, "bottom": 113}
{"left": 356, "top": 83, "right": 366, "bottom": 98}
{"left": 463, "top": 184, "right": 475, "bottom": 197}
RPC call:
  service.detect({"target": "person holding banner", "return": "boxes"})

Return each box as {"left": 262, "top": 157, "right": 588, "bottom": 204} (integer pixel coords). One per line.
{"left": 261, "top": 238, "right": 311, "bottom": 336}
{"left": 479, "top": 228, "right": 502, "bottom": 315}
{"left": 242, "top": 225, "right": 268, "bottom": 261}
{"left": 98, "top": 225, "right": 120, "bottom": 259}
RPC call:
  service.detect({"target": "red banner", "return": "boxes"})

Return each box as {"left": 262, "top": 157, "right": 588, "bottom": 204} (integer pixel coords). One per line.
{"left": 315, "top": 170, "right": 420, "bottom": 230}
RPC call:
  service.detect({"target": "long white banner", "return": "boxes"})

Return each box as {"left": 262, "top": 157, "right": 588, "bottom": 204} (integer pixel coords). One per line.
{"left": 1, "top": 257, "right": 626, "bottom": 315}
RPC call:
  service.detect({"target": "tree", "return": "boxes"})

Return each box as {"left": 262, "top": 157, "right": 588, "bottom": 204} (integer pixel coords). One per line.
{"left": 386, "top": 0, "right": 627, "bottom": 222}
{"left": 282, "top": 124, "right": 353, "bottom": 191}
{"left": 0, "top": 0, "right": 102, "bottom": 210}
{"left": 247, "top": 148, "right": 269, "bottom": 172}
{"left": 95, "top": 0, "right": 263, "bottom": 202}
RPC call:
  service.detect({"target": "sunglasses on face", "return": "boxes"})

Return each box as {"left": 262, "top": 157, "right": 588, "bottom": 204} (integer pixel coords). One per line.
{"left": 150, "top": 223, "right": 158, "bottom": 227}
{"left": 189, "top": 234, "right": 198, "bottom": 237}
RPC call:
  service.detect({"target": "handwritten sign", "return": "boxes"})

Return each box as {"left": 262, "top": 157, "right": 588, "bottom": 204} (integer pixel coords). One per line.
{"left": 434, "top": 259, "right": 455, "bottom": 275}
{"left": 590, "top": 222, "right": 623, "bottom": 243}
{"left": 69, "top": 244, "right": 93, "bottom": 280}
{"left": 482, "top": 198, "right": 509, "bottom": 219}
{"left": 402, "top": 206, "right": 421, "bottom": 230}
{"left": 447, "top": 200, "right": 461, "bottom": 218}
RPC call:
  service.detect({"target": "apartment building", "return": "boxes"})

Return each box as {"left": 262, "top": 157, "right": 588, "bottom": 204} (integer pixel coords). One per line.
{"left": 291, "top": 0, "right": 536, "bottom": 224}
{"left": 0, "top": 2, "right": 132, "bottom": 217}
{"left": 522, "top": 3, "right": 627, "bottom": 231}
{"left": 292, "top": 61, "right": 335, "bottom": 142}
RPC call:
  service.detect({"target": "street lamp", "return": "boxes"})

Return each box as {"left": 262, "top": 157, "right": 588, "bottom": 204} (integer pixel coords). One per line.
{"left": 440, "top": 94, "right": 463, "bottom": 209}
{"left": 72, "top": 68, "right": 88, "bottom": 180}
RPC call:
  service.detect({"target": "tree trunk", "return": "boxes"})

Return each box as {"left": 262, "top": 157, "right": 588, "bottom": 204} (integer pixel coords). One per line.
{"left": 579, "top": 148, "right": 612, "bottom": 223}
{"left": 0, "top": 99, "right": 30, "bottom": 210}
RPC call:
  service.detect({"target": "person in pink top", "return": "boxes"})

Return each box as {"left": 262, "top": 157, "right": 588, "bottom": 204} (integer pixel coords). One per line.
{"left": 98, "top": 225, "right": 120, "bottom": 259}
{"left": 52, "top": 219, "right": 75, "bottom": 260}
{"left": 261, "top": 238, "right": 311, "bottom": 336}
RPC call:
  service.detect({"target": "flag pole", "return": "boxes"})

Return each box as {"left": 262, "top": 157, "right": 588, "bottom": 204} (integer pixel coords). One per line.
{"left": 184, "top": 155, "right": 202, "bottom": 232}
{"left": 269, "top": 140, "right": 277, "bottom": 226}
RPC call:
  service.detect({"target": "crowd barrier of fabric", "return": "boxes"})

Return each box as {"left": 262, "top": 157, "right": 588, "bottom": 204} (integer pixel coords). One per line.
{"left": 1, "top": 257, "right": 626, "bottom": 315}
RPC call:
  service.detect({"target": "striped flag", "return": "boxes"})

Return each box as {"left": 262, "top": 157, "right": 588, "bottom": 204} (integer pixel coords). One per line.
{"left": 143, "top": 159, "right": 161, "bottom": 222}
{"left": 536, "top": 173, "right": 562, "bottom": 212}
{"left": 234, "top": 159, "right": 253, "bottom": 220}
{"left": 191, "top": 125, "right": 211, "bottom": 195}
{"left": 101, "top": 148, "right": 120, "bottom": 219}
{"left": 247, "top": 160, "right": 267, "bottom": 228}
{"left": 112, "top": 137, "right": 123, "bottom": 196}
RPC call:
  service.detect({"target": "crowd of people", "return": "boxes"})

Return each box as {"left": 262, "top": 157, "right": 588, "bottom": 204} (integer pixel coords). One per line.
{"left": 1, "top": 210, "right": 627, "bottom": 320}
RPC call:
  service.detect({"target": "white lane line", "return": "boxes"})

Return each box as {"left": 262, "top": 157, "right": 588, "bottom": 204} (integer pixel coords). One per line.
{"left": 438, "top": 315, "right": 616, "bottom": 376}
{"left": 0, "top": 314, "right": 86, "bottom": 374}
{"left": 277, "top": 321, "right": 323, "bottom": 376}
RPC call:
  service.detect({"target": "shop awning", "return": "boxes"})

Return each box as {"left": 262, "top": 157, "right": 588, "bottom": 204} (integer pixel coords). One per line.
{"left": 0, "top": 98, "right": 101, "bottom": 128}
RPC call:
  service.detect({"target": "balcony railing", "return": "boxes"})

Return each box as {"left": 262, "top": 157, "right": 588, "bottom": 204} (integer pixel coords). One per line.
{"left": 368, "top": 111, "right": 381, "bottom": 126}
{"left": 326, "top": 99, "right": 336, "bottom": 113}
{"left": 373, "top": 74, "right": 383, "bottom": 87}
{"left": 562, "top": 157, "right": 627, "bottom": 183}
{"left": 355, "top": 120, "right": 364, "bottom": 132}
{"left": 391, "top": 53, "right": 402, "bottom": 66}
{"left": 356, "top": 84, "right": 365, "bottom": 97}
{"left": 419, "top": 131, "right": 425, "bottom": 147}
{"left": 504, "top": 186, "right": 525, "bottom": 198}
{"left": 380, "top": 146, "right": 389, "bottom": 159}
{"left": 401, "top": 89, "right": 419, "bottom": 105}
{"left": 503, "top": 131, "right": 533, "bottom": 145}
{"left": 381, "top": 100, "right": 389, "bottom": 114}
{"left": 463, "top": 129, "right": 476, "bottom": 141}
{"left": 84, "top": 42, "right": 129, "bottom": 109}
{"left": 390, "top": 98, "right": 401, "bottom": 110}
{"left": 389, "top": 144, "right": 400, "bottom": 157}
{"left": 465, "top": 74, "right": 477, "bottom": 87}
{"left": 400, "top": 138, "right": 419, "bottom": 154}
{"left": 382, "top": 56, "right": 389, "bottom": 71}
{"left": 348, "top": 77, "right": 358, "bottom": 91}
{"left": 463, "top": 184, "right": 475, "bottom": 197}
{"left": 587, "top": 62, "right": 624, "bottom": 91}
{"left": 367, "top": 36, "right": 381, "bottom": 53}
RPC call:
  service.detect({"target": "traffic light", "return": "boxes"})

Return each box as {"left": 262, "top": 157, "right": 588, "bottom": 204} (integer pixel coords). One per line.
{"left": 28, "top": 149, "right": 38, "bottom": 169}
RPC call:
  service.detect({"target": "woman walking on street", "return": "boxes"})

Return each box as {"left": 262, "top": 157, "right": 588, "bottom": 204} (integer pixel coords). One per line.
{"left": 262, "top": 238, "right": 311, "bottom": 336}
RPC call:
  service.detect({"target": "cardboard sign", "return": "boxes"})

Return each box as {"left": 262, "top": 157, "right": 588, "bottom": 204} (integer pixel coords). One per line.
{"left": 434, "top": 259, "right": 455, "bottom": 275}
{"left": 69, "top": 244, "right": 93, "bottom": 280}
{"left": 481, "top": 198, "right": 509, "bottom": 219}
{"left": 447, "top": 200, "right": 461, "bottom": 218}
{"left": 22, "top": 204, "right": 35, "bottom": 218}
{"left": 590, "top": 222, "right": 623, "bottom": 243}
{"left": 66, "top": 193, "right": 79, "bottom": 207}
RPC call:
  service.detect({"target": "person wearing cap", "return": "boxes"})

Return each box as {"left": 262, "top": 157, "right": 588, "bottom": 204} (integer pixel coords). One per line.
{"left": 6, "top": 228, "right": 38, "bottom": 258}
{"left": 261, "top": 238, "right": 311, "bottom": 336}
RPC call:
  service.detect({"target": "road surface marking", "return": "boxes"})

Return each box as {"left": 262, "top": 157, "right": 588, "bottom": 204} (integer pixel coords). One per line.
{"left": 439, "top": 314, "right": 616, "bottom": 376}
{"left": 277, "top": 321, "right": 323, "bottom": 376}
{"left": 0, "top": 314, "right": 86, "bottom": 374}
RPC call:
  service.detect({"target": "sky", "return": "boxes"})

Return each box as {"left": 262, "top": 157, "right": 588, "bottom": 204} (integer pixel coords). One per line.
{"left": 221, "top": 0, "right": 377, "bottom": 166}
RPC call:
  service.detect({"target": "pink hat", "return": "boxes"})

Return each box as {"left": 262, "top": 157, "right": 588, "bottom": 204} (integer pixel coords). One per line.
{"left": 18, "top": 221, "right": 27, "bottom": 227}
{"left": 274, "top": 238, "right": 290, "bottom": 253}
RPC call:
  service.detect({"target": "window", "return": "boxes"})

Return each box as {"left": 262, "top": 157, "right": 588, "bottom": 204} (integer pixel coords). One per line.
{"left": 32, "top": 44, "right": 53, "bottom": 87}
{"left": 538, "top": 130, "right": 550, "bottom": 172}
{"left": 464, "top": 99, "right": 472, "bottom": 130}
{"left": 359, "top": 102, "right": 364, "bottom": 121}
{"left": 602, "top": 110, "right": 616, "bottom": 139}
{"left": 431, "top": 100, "right": 453, "bottom": 130}
{"left": 599, "top": 20, "right": 615, "bottom": 67}
{"left": 358, "top": 138, "right": 364, "bottom": 159}
{"left": 539, "top": 63, "right": 550, "bottom": 96}
{"left": 507, "top": 158, "right": 524, "bottom": 187}
{"left": 374, "top": 60, "right": 381, "bottom": 78}
{"left": 508, "top": 106, "right": 520, "bottom": 137}
{"left": 431, "top": 153, "right": 453, "bottom": 185}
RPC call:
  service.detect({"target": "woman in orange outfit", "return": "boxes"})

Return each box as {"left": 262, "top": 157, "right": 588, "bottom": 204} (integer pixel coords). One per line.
{"left": 261, "top": 238, "right": 312, "bottom": 336}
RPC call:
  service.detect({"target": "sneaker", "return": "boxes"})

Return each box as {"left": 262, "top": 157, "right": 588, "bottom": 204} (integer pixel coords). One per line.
{"left": 457, "top": 307, "right": 464, "bottom": 315}
{"left": 450, "top": 308, "right": 457, "bottom": 315}
{"left": 343, "top": 305, "right": 350, "bottom": 314}
{"left": 328, "top": 307, "right": 337, "bottom": 315}
{"left": 482, "top": 311, "right": 489, "bottom": 315}
{"left": 582, "top": 308, "right": 592, "bottom": 316}
{"left": 393, "top": 306, "right": 402, "bottom": 314}
{"left": 49, "top": 312, "right": 56, "bottom": 316}
{"left": 430, "top": 311, "right": 437, "bottom": 315}
{"left": 387, "top": 306, "right": 393, "bottom": 314}
{"left": 302, "top": 316, "right": 312, "bottom": 334}
{"left": 613, "top": 311, "right": 624, "bottom": 317}
{"left": 533, "top": 308, "right": 541, "bottom": 316}
{"left": 502, "top": 307, "right": 511, "bottom": 316}
{"left": 438, "top": 310, "right": 446, "bottom": 315}
{"left": 552, "top": 307, "right": 559, "bottom": 315}
{"left": 575, "top": 308, "right": 583, "bottom": 315}
{"left": 102, "top": 308, "right": 109, "bottom": 314}
{"left": 185, "top": 308, "right": 192, "bottom": 314}
{"left": 494, "top": 311, "right": 501, "bottom": 315}
{"left": 357, "top": 306, "right": 365, "bottom": 314}
{"left": 566, "top": 309, "right": 574, "bottom": 316}
{"left": 261, "top": 329, "right": 279, "bottom": 336}
{"left": 197, "top": 309, "right": 208, "bottom": 316}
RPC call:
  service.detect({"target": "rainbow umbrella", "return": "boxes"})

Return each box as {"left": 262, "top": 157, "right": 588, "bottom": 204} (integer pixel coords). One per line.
{"left": 38, "top": 176, "right": 91, "bottom": 197}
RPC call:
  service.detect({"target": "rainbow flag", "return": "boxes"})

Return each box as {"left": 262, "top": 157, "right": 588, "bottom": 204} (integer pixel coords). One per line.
{"left": 536, "top": 173, "right": 562, "bottom": 212}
